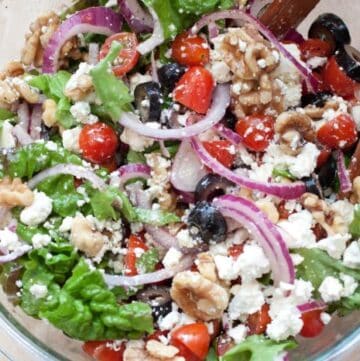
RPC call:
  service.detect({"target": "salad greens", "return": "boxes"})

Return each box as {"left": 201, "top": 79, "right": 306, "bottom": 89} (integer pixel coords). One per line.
{"left": 349, "top": 204, "right": 360, "bottom": 238}
{"left": 220, "top": 335, "right": 297, "bottom": 361}
{"left": 0, "top": 108, "right": 15, "bottom": 121}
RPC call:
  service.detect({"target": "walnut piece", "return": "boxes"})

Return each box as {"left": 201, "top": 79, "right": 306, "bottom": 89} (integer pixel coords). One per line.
{"left": 70, "top": 216, "right": 106, "bottom": 257}
{"left": 146, "top": 340, "right": 180, "bottom": 360}
{"left": 0, "top": 178, "right": 34, "bottom": 208}
{"left": 304, "top": 99, "right": 341, "bottom": 119}
{"left": 196, "top": 252, "right": 219, "bottom": 283}
{"left": 64, "top": 73, "right": 94, "bottom": 102}
{"left": 42, "top": 99, "right": 57, "bottom": 127}
{"left": 124, "top": 341, "right": 184, "bottom": 361}
{"left": 170, "top": 271, "right": 229, "bottom": 321}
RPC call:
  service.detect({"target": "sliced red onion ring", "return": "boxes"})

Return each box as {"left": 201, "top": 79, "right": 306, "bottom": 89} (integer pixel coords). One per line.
{"left": 213, "top": 194, "right": 295, "bottom": 285}
{"left": 17, "top": 103, "right": 30, "bottom": 132}
{"left": 119, "top": 84, "right": 230, "bottom": 140}
{"left": 191, "top": 137, "right": 306, "bottom": 199}
{"left": 159, "top": 140, "right": 170, "bottom": 158}
{"left": 43, "top": 7, "right": 122, "bottom": 73}
{"left": 171, "top": 140, "right": 208, "bottom": 192}
{"left": 214, "top": 123, "right": 242, "bottom": 145}
{"left": 0, "top": 245, "right": 32, "bottom": 264}
{"left": 191, "top": 9, "right": 318, "bottom": 92}
{"left": 336, "top": 150, "right": 352, "bottom": 193}
{"left": 103, "top": 254, "right": 194, "bottom": 288}
{"left": 88, "top": 43, "right": 100, "bottom": 65}
{"left": 247, "top": 0, "right": 272, "bottom": 17}
{"left": 145, "top": 225, "right": 181, "bottom": 251}
{"left": 118, "top": 0, "right": 153, "bottom": 33}
{"left": 208, "top": 22, "right": 220, "bottom": 39}
{"left": 137, "top": 6, "right": 164, "bottom": 55}
{"left": 30, "top": 104, "right": 42, "bottom": 140}
{"left": 12, "top": 125, "right": 34, "bottom": 146}
{"left": 110, "top": 163, "right": 151, "bottom": 190}
{"left": 27, "top": 164, "right": 106, "bottom": 190}
{"left": 297, "top": 300, "right": 327, "bottom": 313}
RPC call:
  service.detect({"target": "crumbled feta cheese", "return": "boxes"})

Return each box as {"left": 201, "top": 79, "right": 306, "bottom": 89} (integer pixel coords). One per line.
{"left": 340, "top": 274, "right": 358, "bottom": 297}
{"left": 209, "top": 60, "right": 232, "bottom": 83}
{"left": 343, "top": 241, "right": 360, "bottom": 269}
{"left": 158, "top": 304, "right": 181, "bottom": 330}
{"left": 162, "top": 248, "right": 183, "bottom": 270}
{"left": 317, "top": 233, "right": 351, "bottom": 259}
{"left": 331, "top": 200, "right": 354, "bottom": 227}
{"left": 32, "top": 234, "right": 51, "bottom": 249}
{"left": 228, "top": 281, "right": 265, "bottom": 319}
{"left": 0, "top": 121, "right": 16, "bottom": 148}
{"left": 278, "top": 210, "right": 316, "bottom": 249}
{"left": 70, "top": 101, "right": 98, "bottom": 124}
{"left": 290, "top": 253, "right": 304, "bottom": 266}
{"left": 307, "top": 56, "right": 327, "bottom": 69}
{"left": 65, "top": 63, "right": 93, "bottom": 91}
{"left": 227, "top": 324, "right": 248, "bottom": 344}
{"left": 45, "top": 141, "right": 58, "bottom": 151}
{"left": 59, "top": 216, "right": 74, "bottom": 233}
{"left": 62, "top": 127, "right": 82, "bottom": 153}
{"left": 287, "top": 143, "right": 320, "bottom": 178}
{"left": 20, "top": 191, "right": 53, "bottom": 226}
{"left": 320, "top": 312, "right": 332, "bottom": 325}
{"left": 29, "top": 284, "right": 48, "bottom": 299}
{"left": 120, "top": 127, "right": 154, "bottom": 152}
{"left": 214, "top": 255, "right": 239, "bottom": 281}
{"left": 319, "top": 276, "right": 344, "bottom": 302}
{"left": 0, "top": 228, "right": 22, "bottom": 252}
{"left": 351, "top": 105, "right": 360, "bottom": 131}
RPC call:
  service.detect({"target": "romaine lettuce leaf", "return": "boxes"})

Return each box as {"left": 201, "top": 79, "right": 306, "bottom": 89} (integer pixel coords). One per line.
{"left": 136, "top": 248, "right": 159, "bottom": 274}
{"left": 220, "top": 335, "right": 297, "bottom": 361}
{"left": 349, "top": 204, "right": 360, "bottom": 238}
{"left": 0, "top": 108, "right": 15, "bottom": 121}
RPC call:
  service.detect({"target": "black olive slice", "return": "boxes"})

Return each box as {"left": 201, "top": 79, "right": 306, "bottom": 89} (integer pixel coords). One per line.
{"left": 134, "top": 81, "right": 162, "bottom": 123}
{"left": 335, "top": 45, "right": 360, "bottom": 82}
{"left": 195, "top": 174, "right": 234, "bottom": 203}
{"left": 302, "top": 176, "right": 323, "bottom": 198}
{"left": 158, "top": 63, "right": 186, "bottom": 92}
{"left": 301, "top": 91, "right": 332, "bottom": 108}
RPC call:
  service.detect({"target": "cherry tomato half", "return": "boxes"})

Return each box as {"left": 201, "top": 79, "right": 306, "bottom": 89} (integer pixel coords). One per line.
{"left": 235, "top": 114, "right": 275, "bottom": 152}
{"left": 83, "top": 341, "right": 125, "bottom": 361}
{"left": 203, "top": 140, "right": 235, "bottom": 168}
{"left": 124, "top": 234, "right": 148, "bottom": 276}
{"left": 300, "top": 310, "right": 325, "bottom": 338}
{"left": 79, "top": 122, "right": 119, "bottom": 164}
{"left": 173, "top": 67, "right": 214, "bottom": 114}
{"left": 171, "top": 323, "right": 211, "bottom": 361}
{"left": 99, "top": 33, "right": 140, "bottom": 77}
{"left": 323, "top": 56, "right": 355, "bottom": 98}
{"left": 300, "top": 39, "right": 332, "bottom": 61}
{"left": 247, "top": 304, "right": 271, "bottom": 335}
{"left": 317, "top": 113, "right": 358, "bottom": 149}
{"left": 316, "top": 147, "right": 331, "bottom": 168}
{"left": 172, "top": 32, "right": 210, "bottom": 66}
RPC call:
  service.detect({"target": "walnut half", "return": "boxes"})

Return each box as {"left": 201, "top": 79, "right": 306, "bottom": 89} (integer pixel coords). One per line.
{"left": 0, "top": 178, "right": 34, "bottom": 208}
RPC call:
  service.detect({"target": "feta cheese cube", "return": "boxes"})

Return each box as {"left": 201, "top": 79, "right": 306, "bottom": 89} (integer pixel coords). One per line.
{"left": 317, "top": 233, "right": 351, "bottom": 259}
{"left": 162, "top": 248, "right": 183, "bottom": 270}
{"left": 29, "top": 284, "right": 48, "bottom": 299}
{"left": 20, "top": 191, "right": 53, "bottom": 226}
{"left": 62, "top": 127, "right": 82, "bottom": 153}
{"left": 319, "top": 276, "right": 343, "bottom": 302}
{"left": 227, "top": 324, "right": 248, "bottom": 344}
{"left": 343, "top": 241, "right": 360, "bottom": 269}
{"left": 32, "top": 234, "right": 51, "bottom": 249}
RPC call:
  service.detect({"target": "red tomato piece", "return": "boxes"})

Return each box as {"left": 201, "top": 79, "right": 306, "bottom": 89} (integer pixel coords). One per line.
{"left": 323, "top": 56, "right": 355, "bottom": 98}
{"left": 79, "top": 122, "right": 119, "bottom": 164}
{"left": 83, "top": 341, "right": 105, "bottom": 357}
{"left": 317, "top": 113, "right": 358, "bottom": 149}
{"left": 124, "top": 234, "right": 148, "bottom": 276}
{"left": 171, "top": 323, "right": 211, "bottom": 361}
{"left": 101, "top": 157, "right": 118, "bottom": 173}
{"left": 172, "top": 32, "right": 210, "bottom": 66}
{"left": 299, "top": 39, "right": 332, "bottom": 61}
{"left": 235, "top": 114, "right": 275, "bottom": 152}
{"left": 147, "top": 330, "right": 169, "bottom": 342}
{"left": 99, "top": 33, "right": 140, "bottom": 77}
{"left": 316, "top": 147, "right": 331, "bottom": 168}
{"left": 83, "top": 341, "right": 125, "bottom": 361}
{"left": 247, "top": 304, "right": 272, "bottom": 335}
{"left": 203, "top": 140, "right": 235, "bottom": 168}
{"left": 173, "top": 67, "right": 214, "bottom": 114}
{"left": 228, "top": 244, "right": 244, "bottom": 259}
{"left": 300, "top": 310, "right": 325, "bottom": 338}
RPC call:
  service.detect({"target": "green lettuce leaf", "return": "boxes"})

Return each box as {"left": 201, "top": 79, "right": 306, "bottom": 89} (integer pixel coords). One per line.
{"left": 349, "top": 204, "right": 360, "bottom": 238}
{"left": 127, "top": 150, "right": 146, "bottom": 164}
{"left": 296, "top": 248, "right": 360, "bottom": 315}
{"left": 206, "top": 348, "right": 219, "bottom": 361}
{"left": 136, "top": 248, "right": 159, "bottom": 274}
{"left": 0, "top": 108, "right": 15, "bottom": 121}
{"left": 220, "top": 335, "right": 297, "bottom": 361}
{"left": 90, "top": 42, "right": 133, "bottom": 122}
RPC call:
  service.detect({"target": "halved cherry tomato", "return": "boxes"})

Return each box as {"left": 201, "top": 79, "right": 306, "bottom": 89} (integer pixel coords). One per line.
{"left": 300, "top": 310, "right": 325, "bottom": 338}
{"left": 235, "top": 114, "right": 275, "bottom": 152}
{"left": 124, "top": 234, "right": 148, "bottom": 276}
{"left": 323, "top": 56, "right": 355, "bottom": 98}
{"left": 172, "top": 32, "right": 210, "bottom": 66}
{"left": 317, "top": 113, "right": 358, "bottom": 149}
{"left": 147, "top": 330, "right": 169, "bottom": 342}
{"left": 247, "top": 304, "right": 271, "bottom": 335}
{"left": 228, "top": 244, "right": 244, "bottom": 259}
{"left": 99, "top": 32, "right": 140, "bottom": 77}
{"left": 203, "top": 140, "right": 235, "bottom": 168}
{"left": 83, "top": 341, "right": 125, "bottom": 361}
{"left": 173, "top": 67, "right": 214, "bottom": 114}
{"left": 170, "top": 323, "right": 211, "bottom": 361}
{"left": 316, "top": 147, "right": 331, "bottom": 168}
{"left": 79, "top": 122, "right": 119, "bottom": 164}
{"left": 299, "top": 39, "right": 332, "bottom": 61}
{"left": 101, "top": 157, "right": 118, "bottom": 172}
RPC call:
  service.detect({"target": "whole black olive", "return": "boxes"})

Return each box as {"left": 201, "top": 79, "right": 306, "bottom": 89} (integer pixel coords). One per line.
{"left": 187, "top": 201, "right": 227, "bottom": 244}
{"left": 195, "top": 174, "right": 234, "bottom": 203}
{"left": 335, "top": 45, "right": 360, "bottom": 82}
{"left": 302, "top": 176, "right": 323, "bottom": 198}
{"left": 301, "top": 91, "right": 332, "bottom": 108}
{"left": 158, "top": 63, "right": 186, "bottom": 92}
{"left": 308, "top": 13, "right": 351, "bottom": 53}
{"left": 137, "top": 286, "right": 172, "bottom": 321}
{"left": 318, "top": 155, "right": 336, "bottom": 189}
{"left": 134, "top": 81, "right": 162, "bottom": 123}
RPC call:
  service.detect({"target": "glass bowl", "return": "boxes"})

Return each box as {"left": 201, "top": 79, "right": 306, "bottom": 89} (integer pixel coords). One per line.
{"left": 1, "top": 0, "right": 360, "bottom": 360}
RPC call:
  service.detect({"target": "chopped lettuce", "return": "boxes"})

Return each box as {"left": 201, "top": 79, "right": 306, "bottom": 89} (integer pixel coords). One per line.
{"left": 127, "top": 150, "right": 147, "bottom": 164}
{"left": 31, "top": 258, "right": 153, "bottom": 341}
{"left": 296, "top": 248, "right": 360, "bottom": 315}
{"left": 136, "top": 248, "right": 160, "bottom": 274}
{"left": 0, "top": 108, "right": 15, "bottom": 121}
{"left": 90, "top": 42, "right": 133, "bottom": 122}
{"left": 175, "top": 0, "right": 234, "bottom": 16}
{"left": 349, "top": 204, "right": 360, "bottom": 238}
{"left": 220, "top": 335, "right": 297, "bottom": 361}
{"left": 272, "top": 166, "right": 296, "bottom": 180}
{"left": 206, "top": 347, "right": 218, "bottom": 361}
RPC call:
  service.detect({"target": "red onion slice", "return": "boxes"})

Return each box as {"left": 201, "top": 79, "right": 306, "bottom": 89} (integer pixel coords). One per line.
{"left": 137, "top": 6, "right": 164, "bottom": 55}
{"left": 43, "top": 7, "right": 122, "bottom": 73}
{"left": 191, "top": 9, "right": 319, "bottom": 92}
{"left": 248, "top": 0, "right": 273, "bottom": 17}
{"left": 111, "top": 163, "right": 151, "bottom": 190}
{"left": 30, "top": 104, "right": 43, "bottom": 140}
{"left": 88, "top": 43, "right": 100, "bottom": 65}
{"left": 118, "top": 0, "right": 153, "bottom": 33}
{"left": 0, "top": 245, "right": 32, "bottom": 264}
{"left": 12, "top": 125, "right": 34, "bottom": 146}
{"left": 191, "top": 137, "right": 306, "bottom": 199}
{"left": 27, "top": 164, "right": 106, "bottom": 190}
{"left": 103, "top": 254, "right": 194, "bottom": 288}
{"left": 213, "top": 194, "right": 295, "bottom": 285}
{"left": 119, "top": 84, "right": 230, "bottom": 140}
{"left": 336, "top": 150, "right": 352, "bottom": 193}
{"left": 171, "top": 140, "right": 208, "bottom": 192}
{"left": 214, "top": 124, "right": 242, "bottom": 145}
{"left": 17, "top": 103, "right": 30, "bottom": 132}
{"left": 297, "top": 300, "right": 327, "bottom": 314}
{"left": 208, "top": 22, "right": 220, "bottom": 39}
{"left": 151, "top": 51, "right": 159, "bottom": 83}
